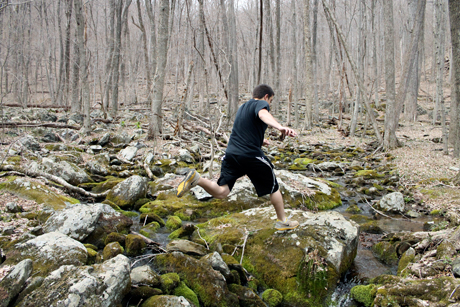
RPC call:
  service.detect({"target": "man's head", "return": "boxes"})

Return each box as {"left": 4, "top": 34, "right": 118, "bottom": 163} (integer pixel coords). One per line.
{"left": 253, "top": 84, "right": 275, "bottom": 102}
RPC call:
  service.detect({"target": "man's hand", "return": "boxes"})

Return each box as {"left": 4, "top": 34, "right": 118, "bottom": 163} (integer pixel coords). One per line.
{"left": 263, "top": 139, "right": 270, "bottom": 146}
{"left": 279, "top": 126, "right": 297, "bottom": 138}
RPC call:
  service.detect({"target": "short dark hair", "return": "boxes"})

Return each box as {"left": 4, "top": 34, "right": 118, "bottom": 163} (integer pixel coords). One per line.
{"left": 253, "top": 84, "right": 275, "bottom": 99}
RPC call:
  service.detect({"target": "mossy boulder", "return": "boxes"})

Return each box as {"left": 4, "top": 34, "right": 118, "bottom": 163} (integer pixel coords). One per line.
{"left": 38, "top": 158, "right": 92, "bottom": 185}
{"left": 373, "top": 276, "right": 460, "bottom": 306}
{"left": 397, "top": 247, "right": 415, "bottom": 277}
{"left": 261, "top": 289, "right": 283, "bottom": 307}
{"left": 82, "top": 205, "right": 133, "bottom": 249}
{"left": 129, "top": 286, "right": 163, "bottom": 302}
{"left": 86, "top": 247, "right": 100, "bottom": 264}
{"left": 228, "top": 284, "right": 266, "bottom": 306}
{"left": 140, "top": 212, "right": 166, "bottom": 227}
{"left": 153, "top": 252, "right": 239, "bottom": 307}
{"left": 17, "top": 254, "right": 131, "bottom": 307}
{"left": 140, "top": 295, "right": 194, "bottom": 307}
{"left": 160, "top": 272, "right": 181, "bottom": 294}
{"left": 140, "top": 222, "right": 161, "bottom": 239}
{"left": 194, "top": 208, "right": 359, "bottom": 306}
{"left": 4, "top": 232, "right": 87, "bottom": 277}
{"left": 130, "top": 265, "right": 161, "bottom": 287}
{"left": 0, "top": 259, "right": 33, "bottom": 307}
{"left": 174, "top": 281, "right": 200, "bottom": 307}
{"left": 275, "top": 170, "right": 342, "bottom": 210}
{"left": 89, "top": 177, "right": 124, "bottom": 194}
{"left": 345, "top": 204, "right": 361, "bottom": 214}
{"left": 125, "top": 234, "right": 146, "bottom": 256}
{"left": 103, "top": 241, "right": 124, "bottom": 260}
{"left": 104, "top": 232, "right": 126, "bottom": 246}
{"left": 350, "top": 284, "right": 377, "bottom": 307}
{"left": 354, "top": 170, "right": 384, "bottom": 179}
{"left": 106, "top": 175, "right": 149, "bottom": 209}
{"left": 166, "top": 216, "right": 183, "bottom": 231}
{"left": 0, "top": 176, "right": 79, "bottom": 210}
{"left": 372, "top": 241, "right": 399, "bottom": 265}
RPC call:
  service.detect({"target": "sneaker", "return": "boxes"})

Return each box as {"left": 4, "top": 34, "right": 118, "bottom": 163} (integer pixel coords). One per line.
{"left": 274, "top": 217, "right": 299, "bottom": 231}
{"left": 176, "top": 169, "right": 201, "bottom": 198}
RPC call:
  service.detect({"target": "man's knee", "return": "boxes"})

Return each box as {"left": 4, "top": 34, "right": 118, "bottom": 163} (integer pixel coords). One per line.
{"left": 214, "top": 186, "right": 230, "bottom": 199}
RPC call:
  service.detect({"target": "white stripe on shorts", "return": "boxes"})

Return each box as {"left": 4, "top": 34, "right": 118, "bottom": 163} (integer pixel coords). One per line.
{"left": 255, "top": 156, "right": 276, "bottom": 194}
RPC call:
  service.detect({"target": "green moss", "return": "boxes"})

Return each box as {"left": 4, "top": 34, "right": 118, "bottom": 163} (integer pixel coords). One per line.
{"left": 345, "top": 204, "right": 361, "bottom": 214}
{"left": 355, "top": 170, "right": 384, "bottom": 178}
{"left": 90, "top": 177, "right": 124, "bottom": 193}
{"left": 430, "top": 209, "right": 443, "bottom": 216}
{"left": 174, "top": 281, "right": 200, "bottom": 306}
{"left": 140, "top": 212, "right": 165, "bottom": 227}
{"left": 262, "top": 289, "right": 283, "bottom": 307}
{"left": 0, "top": 176, "right": 79, "bottom": 210}
{"left": 102, "top": 241, "right": 124, "bottom": 260}
{"left": 140, "top": 222, "right": 161, "bottom": 239}
{"left": 166, "top": 216, "right": 182, "bottom": 231}
{"left": 84, "top": 243, "right": 98, "bottom": 250}
{"left": 104, "top": 232, "right": 126, "bottom": 246}
{"left": 350, "top": 284, "right": 377, "bottom": 307}
{"left": 397, "top": 249, "right": 415, "bottom": 277}
{"left": 160, "top": 272, "right": 181, "bottom": 294}
{"left": 349, "top": 215, "right": 373, "bottom": 224}
{"left": 372, "top": 241, "right": 398, "bottom": 265}
{"left": 86, "top": 248, "right": 101, "bottom": 265}
{"left": 125, "top": 234, "right": 146, "bottom": 256}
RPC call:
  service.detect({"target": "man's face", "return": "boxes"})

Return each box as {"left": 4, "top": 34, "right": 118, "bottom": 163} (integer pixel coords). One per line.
{"left": 265, "top": 95, "right": 274, "bottom": 104}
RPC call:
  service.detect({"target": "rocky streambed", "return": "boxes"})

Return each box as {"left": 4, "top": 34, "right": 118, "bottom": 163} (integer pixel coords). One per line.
{"left": 0, "top": 109, "right": 459, "bottom": 307}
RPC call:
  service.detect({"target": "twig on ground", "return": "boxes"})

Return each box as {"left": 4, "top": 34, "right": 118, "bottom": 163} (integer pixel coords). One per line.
{"left": 240, "top": 228, "right": 249, "bottom": 265}
{"left": 194, "top": 225, "right": 209, "bottom": 250}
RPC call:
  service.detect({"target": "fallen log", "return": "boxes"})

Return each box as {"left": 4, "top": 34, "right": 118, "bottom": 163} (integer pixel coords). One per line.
{"left": 0, "top": 122, "right": 80, "bottom": 130}
{"left": 0, "top": 164, "right": 109, "bottom": 198}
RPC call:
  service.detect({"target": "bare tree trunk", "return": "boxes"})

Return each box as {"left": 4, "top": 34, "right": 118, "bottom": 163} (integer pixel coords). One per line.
{"left": 393, "top": 0, "right": 426, "bottom": 132}
{"left": 135, "top": 0, "right": 152, "bottom": 100}
{"left": 148, "top": 0, "right": 170, "bottom": 140}
{"left": 434, "top": 0, "right": 447, "bottom": 125}
{"left": 145, "top": 0, "right": 157, "bottom": 106}
{"left": 350, "top": 0, "right": 366, "bottom": 136}
{"left": 322, "top": 0, "right": 382, "bottom": 143}
{"left": 177, "top": 61, "right": 193, "bottom": 137}
{"left": 74, "top": 0, "right": 90, "bottom": 133}
{"left": 228, "top": 0, "right": 239, "bottom": 121}
{"left": 291, "top": 0, "right": 299, "bottom": 128}
{"left": 372, "top": 0, "right": 379, "bottom": 107}
{"left": 303, "top": 0, "right": 313, "bottom": 130}
{"left": 264, "top": 0, "right": 275, "bottom": 86}
{"left": 449, "top": 0, "right": 460, "bottom": 157}
{"left": 274, "top": 0, "right": 281, "bottom": 115}
{"left": 312, "top": 0, "right": 319, "bottom": 121}
{"left": 257, "top": 0, "right": 263, "bottom": 84}
{"left": 383, "top": 0, "right": 398, "bottom": 150}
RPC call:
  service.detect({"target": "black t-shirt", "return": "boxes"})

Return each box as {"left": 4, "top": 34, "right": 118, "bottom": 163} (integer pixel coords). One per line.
{"left": 226, "top": 99, "right": 270, "bottom": 157}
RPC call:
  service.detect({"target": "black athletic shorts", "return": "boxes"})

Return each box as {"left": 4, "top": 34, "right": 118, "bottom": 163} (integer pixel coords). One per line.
{"left": 217, "top": 153, "right": 279, "bottom": 197}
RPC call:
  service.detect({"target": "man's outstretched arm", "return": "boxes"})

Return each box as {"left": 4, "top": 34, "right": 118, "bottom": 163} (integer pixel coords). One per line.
{"left": 258, "top": 109, "right": 297, "bottom": 137}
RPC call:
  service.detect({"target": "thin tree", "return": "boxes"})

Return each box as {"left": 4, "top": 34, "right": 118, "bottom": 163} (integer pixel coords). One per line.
{"left": 383, "top": 0, "right": 397, "bottom": 150}
{"left": 148, "top": 0, "right": 170, "bottom": 140}
{"left": 449, "top": 0, "right": 460, "bottom": 157}
{"left": 303, "top": 0, "right": 313, "bottom": 130}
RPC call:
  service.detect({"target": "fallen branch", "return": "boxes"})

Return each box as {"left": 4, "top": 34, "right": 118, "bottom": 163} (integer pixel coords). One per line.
{"left": 0, "top": 122, "right": 80, "bottom": 130}
{"left": 0, "top": 164, "right": 109, "bottom": 198}
{"left": 143, "top": 151, "right": 155, "bottom": 180}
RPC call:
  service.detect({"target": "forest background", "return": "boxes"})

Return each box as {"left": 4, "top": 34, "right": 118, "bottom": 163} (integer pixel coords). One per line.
{"left": 0, "top": 0, "right": 459, "bottom": 157}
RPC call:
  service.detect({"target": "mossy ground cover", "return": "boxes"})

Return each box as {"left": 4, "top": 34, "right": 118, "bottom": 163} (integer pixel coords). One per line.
{"left": 0, "top": 176, "right": 79, "bottom": 210}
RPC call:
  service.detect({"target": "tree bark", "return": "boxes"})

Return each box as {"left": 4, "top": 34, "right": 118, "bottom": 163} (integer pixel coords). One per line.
{"left": 449, "top": 0, "right": 460, "bottom": 157}
{"left": 228, "top": 0, "right": 239, "bottom": 121}
{"left": 303, "top": 0, "right": 314, "bottom": 130}
{"left": 274, "top": 0, "right": 281, "bottom": 115}
{"left": 148, "top": 0, "right": 170, "bottom": 140}
{"left": 383, "top": 0, "right": 398, "bottom": 150}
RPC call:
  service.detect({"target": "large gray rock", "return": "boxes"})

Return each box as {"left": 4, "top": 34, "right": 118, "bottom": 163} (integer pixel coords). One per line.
{"left": 7, "top": 232, "right": 87, "bottom": 276}
{"left": 86, "top": 160, "right": 109, "bottom": 176}
{"left": 43, "top": 204, "right": 108, "bottom": 241}
{"left": 0, "top": 259, "right": 33, "bottom": 307}
{"left": 118, "top": 146, "right": 138, "bottom": 161}
{"left": 166, "top": 239, "right": 207, "bottom": 256}
{"left": 178, "top": 149, "right": 194, "bottom": 163}
{"left": 41, "top": 158, "right": 92, "bottom": 185}
{"left": 195, "top": 208, "right": 359, "bottom": 306}
{"left": 378, "top": 192, "right": 405, "bottom": 213}
{"left": 130, "top": 265, "right": 161, "bottom": 286}
{"left": 17, "top": 135, "right": 41, "bottom": 152}
{"left": 141, "top": 295, "right": 193, "bottom": 307}
{"left": 106, "top": 175, "right": 148, "bottom": 209}
{"left": 200, "top": 252, "right": 231, "bottom": 277}
{"left": 152, "top": 252, "right": 239, "bottom": 307}
{"left": 18, "top": 254, "right": 131, "bottom": 307}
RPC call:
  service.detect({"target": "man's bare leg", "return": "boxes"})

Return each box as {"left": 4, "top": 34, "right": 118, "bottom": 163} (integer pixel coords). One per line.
{"left": 197, "top": 178, "right": 230, "bottom": 199}
{"left": 270, "top": 189, "right": 286, "bottom": 221}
